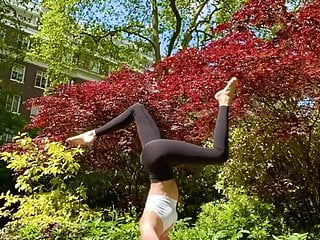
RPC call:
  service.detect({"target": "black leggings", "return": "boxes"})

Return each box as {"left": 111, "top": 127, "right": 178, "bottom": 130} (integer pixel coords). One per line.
{"left": 95, "top": 103, "right": 229, "bottom": 182}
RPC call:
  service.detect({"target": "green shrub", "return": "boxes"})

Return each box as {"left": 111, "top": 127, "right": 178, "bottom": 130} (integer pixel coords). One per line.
{"left": 0, "top": 136, "right": 100, "bottom": 239}
{"left": 171, "top": 190, "right": 285, "bottom": 240}
{"left": 220, "top": 114, "right": 320, "bottom": 228}
{"left": 273, "top": 233, "right": 308, "bottom": 240}
{"left": 1, "top": 136, "right": 316, "bottom": 239}
{"left": 175, "top": 164, "right": 223, "bottom": 220}
{"left": 0, "top": 213, "right": 139, "bottom": 240}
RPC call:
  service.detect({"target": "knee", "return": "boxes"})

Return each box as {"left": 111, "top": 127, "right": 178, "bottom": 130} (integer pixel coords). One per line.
{"left": 215, "top": 148, "right": 229, "bottom": 163}
{"left": 132, "top": 102, "right": 145, "bottom": 110}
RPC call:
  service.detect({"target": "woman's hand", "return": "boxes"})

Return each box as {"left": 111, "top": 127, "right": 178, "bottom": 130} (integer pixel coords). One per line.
{"left": 66, "top": 130, "right": 96, "bottom": 147}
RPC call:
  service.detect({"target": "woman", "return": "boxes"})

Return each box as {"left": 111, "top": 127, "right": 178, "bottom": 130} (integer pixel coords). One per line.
{"left": 66, "top": 77, "right": 237, "bottom": 240}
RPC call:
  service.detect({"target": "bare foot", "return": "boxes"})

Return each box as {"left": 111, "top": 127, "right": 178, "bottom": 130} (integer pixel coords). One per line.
{"left": 66, "top": 130, "right": 96, "bottom": 147}
{"left": 214, "top": 77, "right": 237, "bottom": 106}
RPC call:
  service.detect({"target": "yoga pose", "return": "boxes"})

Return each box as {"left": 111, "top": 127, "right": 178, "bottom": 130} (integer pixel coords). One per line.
{"left": 66, "top": 77, "right": 237, "bottom": 240}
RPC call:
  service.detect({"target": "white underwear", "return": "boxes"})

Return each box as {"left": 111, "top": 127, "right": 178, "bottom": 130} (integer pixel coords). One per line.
{"left": 144, "top": 194, "right": 178, "bottom": 232}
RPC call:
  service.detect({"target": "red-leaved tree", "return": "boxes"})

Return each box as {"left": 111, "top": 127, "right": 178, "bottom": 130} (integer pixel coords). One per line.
{"left": 26, "top": 0, "right": 320, "bottom": 164}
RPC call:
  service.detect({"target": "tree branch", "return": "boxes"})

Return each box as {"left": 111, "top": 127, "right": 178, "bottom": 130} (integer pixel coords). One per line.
{"left": 190, "top": 6, "right": 221, "bottom": 47}
{"left": 151, "top": 0, "right": 161, "bottom": 61}
{"left": 122, "top": 29, "right": 157, "bottom": 51}
{"left": 78, "top": 30, "right": 116, "bottom": 44}
{"left": 194, "top": 29, "right": 214, "bottom": 47}
{"left": 167, "top": 0, "right": 182, "bottom": 56}
{"left": 194, "top": 5, "right": 220, "bottom": 32}
{"left": 78, "top": 25, "right": 156, "bottom": 55}
{"left": 180, "top": 0, "right": 211, "bottom": 49}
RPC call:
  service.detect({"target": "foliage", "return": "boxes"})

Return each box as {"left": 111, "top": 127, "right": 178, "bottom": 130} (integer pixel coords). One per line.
{"left": 171, "top": 189, "right": 285, "bottom": 240}
{"left": 0, "top": 214, "right": 139, "bottom": 240}
{"left": 0, "top": 0, "right": 35, "bottom": 65}
{"left": 29, "top": 0, "right": 150, "bottom": 85}
{"left": 220, "top": 108, "right": 320, "bottom": 228}
{"left": 25, "top": 0, "right": 320, "bottom": 165}
{"left": 72, "top": 157, "right": 149, "bottom": 215}
{"left": 0, "top": 136, "right": 100, "bottom": 231}
{"left": 4, "top": 0, "right": 320, "bottom": 230}
{"left": 0, "top": 161, "right": 13, "bottom": 192}
{"left": 0, "top": 135, "right": 139, "bottom": 239}
{"left": 175, "top": 164, "right": 223, "bottom": 220}
{"left": 0, "top": 81, "right": 26, "bottom": 144}
{"left": 0, "top": 135, "right": 83, "bottom": 194}
{"left": 171, "top": 189, "right": 317, "bottom": 239}
{"left": 215, "top": 0, "right": 247, "bottom": 24}
{"left": 29, "top": 0, "right": 247, "bottom": 85}
{"left": 0, "top": 81, "right": 26, "bottom": 218}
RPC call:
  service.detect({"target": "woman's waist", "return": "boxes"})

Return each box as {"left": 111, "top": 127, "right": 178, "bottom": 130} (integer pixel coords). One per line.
{"left": 149, "top": 180, "right": 179, "bottom": 200}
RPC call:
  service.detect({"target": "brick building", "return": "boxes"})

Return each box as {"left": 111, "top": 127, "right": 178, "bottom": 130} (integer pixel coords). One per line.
{"left": 0, "top": 1, "right": 103, "bottom": 142}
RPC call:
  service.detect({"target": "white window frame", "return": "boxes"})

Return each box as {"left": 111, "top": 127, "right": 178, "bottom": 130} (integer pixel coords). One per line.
{"left": 18, "top": 35, "right": 31, "bottom": 49}
{"left": 0, "top": 133, "right": 13, "bottom": 143}
{"left": 34, "top": 70, "right": 47, "bottom": 89}
{"left": 0, "top": 133, "right": 4, "bottom": 142}
{"left": 30, "top": 16, "right": 38, "bottom": 26}
{"left": 30, "top": 105, "right": 40, "bottom": 118}
{"left": 5, "top": 133, "right": 13, "bottom": 143}
{"left": 6, "top": 95, "right": 21, "bottom": 114}
{"left": 22, "top": 38, "right": 31, "bottom": 49}
{"left": 18, "top": 14, "right": 33, "bottom": 24}
{"left": 10, "top": 65, "right": 26, "bottom": 83}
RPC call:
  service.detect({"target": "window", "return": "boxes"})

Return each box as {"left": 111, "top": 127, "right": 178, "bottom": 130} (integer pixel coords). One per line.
{"left": 31, "top": 17, "right": 38, "bottom": 26}
{"left": 5, "top": 134, "right": 13, "bottom": 143}
{"left": 18, "top": 14, "right": 33, "bottom": 24}
{"left": 10, "top": 65, "right": 26, "bottom": 83}
{"left": 6, "top": 95, "right": 21, "bottom": 114}
{"left": 0, "top": 133, "right": 13, "bottom": 143}
{"left": 34, "top": 70, "right": 47, "bottom": 89}
{"left": 30, "top": 105, "right": 40, "bottom": 118}
{"left": 18, "top": 35, "right": 31, "bottom": 49}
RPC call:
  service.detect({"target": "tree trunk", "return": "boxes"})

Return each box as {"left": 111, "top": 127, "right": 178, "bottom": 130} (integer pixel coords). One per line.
{"left": 150, "top": 0, "right": 161, "bottom": 62}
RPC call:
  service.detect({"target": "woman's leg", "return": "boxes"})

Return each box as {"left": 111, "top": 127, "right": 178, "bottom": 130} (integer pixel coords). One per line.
{"left": 141, "top": 77, "right": 237, "bottom": 182}
{"left": 141, "top": 106, "right": 229, "bottom": 182}
{"left": 95, "top": 103, "right": 161, "bottom": 147}
{"left": 139, "top": 211, "right": 164, "bottom": 240}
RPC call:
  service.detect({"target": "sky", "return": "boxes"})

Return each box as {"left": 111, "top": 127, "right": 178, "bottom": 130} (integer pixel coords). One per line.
{"left": 72, "top": 0, "right": 302, "bottom": 57}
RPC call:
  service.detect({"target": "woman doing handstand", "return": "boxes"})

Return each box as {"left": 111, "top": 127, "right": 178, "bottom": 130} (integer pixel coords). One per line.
{"left": 66, "top": 77, "right": 237, "bottom": 240}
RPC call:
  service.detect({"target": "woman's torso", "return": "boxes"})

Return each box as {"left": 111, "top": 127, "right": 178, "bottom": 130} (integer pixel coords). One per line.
{"left": 148, "top": 179, "right": 179, "bottom": 200}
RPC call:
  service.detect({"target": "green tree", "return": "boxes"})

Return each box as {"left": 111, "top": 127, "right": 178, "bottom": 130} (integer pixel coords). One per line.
{"left": 215, "top": 0, "right": 247, "bottom": 23}
{"left": 29, "top": 0, "right": 247, "bottom": 86}
{"left": 0, "top": 0, "right": 34, "bottom": 65}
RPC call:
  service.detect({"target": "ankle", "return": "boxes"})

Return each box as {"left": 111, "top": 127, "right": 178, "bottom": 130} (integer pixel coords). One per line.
{"left": 218, "top": 96, "right": 231, "bottom": 106}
